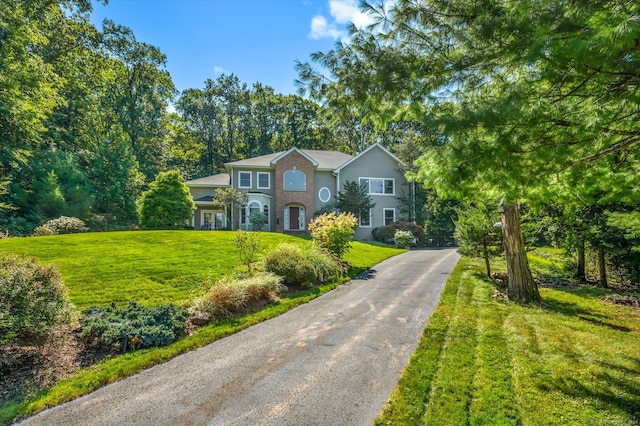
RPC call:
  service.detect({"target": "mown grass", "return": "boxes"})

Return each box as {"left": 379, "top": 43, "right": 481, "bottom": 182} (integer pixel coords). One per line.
{"left": 376, "top": 255, "right": 640, "bottom": 425}
{"left": 0, "top": 230, "right": 399, "bottom": 309}
{"left": 0, "top": 230, "right": 404, "bottom": 424}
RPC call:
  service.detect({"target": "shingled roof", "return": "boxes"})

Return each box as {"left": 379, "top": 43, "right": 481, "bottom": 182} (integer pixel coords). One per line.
{"left": 225, "top": 149, "right": 353, "bottom": 170}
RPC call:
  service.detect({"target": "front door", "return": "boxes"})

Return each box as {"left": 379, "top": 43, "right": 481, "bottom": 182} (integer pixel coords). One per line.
{"left": 289, "top": 206, "right": 300, "bottom": 230}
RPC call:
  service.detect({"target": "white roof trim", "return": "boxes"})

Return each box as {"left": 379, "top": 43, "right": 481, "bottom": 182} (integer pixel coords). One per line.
{"left": 270, "top": 147, "right": 319, "bottom": 167}
{"left": 333, "top": 143, "right": 405, "bottom": 173}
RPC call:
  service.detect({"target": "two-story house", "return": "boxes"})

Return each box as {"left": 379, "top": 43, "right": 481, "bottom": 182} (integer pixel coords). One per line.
{"left": 185, "top": 143, "right": 408, "bottom": 240}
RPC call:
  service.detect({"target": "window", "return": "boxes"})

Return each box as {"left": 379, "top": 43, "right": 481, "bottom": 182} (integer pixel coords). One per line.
{"left": 257, "top": 172, "right": 270, "bottom": 189}
{"left": 240, "top": 204, "right": 247, "bottom": 224}
{"left": 283, "top": 170, "right": 306, "bottom": 191}
{"left": 263, "top": 204, "right": 269, "bottom": 226}
{"left": 359, "top": 209, "right": 371, "bottom": 228}
{"left": 318, "top": 187, "right": 331, "bottom": 203}
{"left": 249, "top": 201, "right": 260, "bottom": 217}
{"left": 359, "top": 177, "right": 394, "bottom": 195}
{"left": 239, "top": 171, "right": 251, "bottom": 188}
{"left": 384, "top": 208, "right": 396, "bottom": 226}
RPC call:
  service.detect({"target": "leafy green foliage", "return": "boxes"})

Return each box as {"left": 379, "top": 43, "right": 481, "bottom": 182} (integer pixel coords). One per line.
{"left": 372, "top": 221, "right": 425, "bottom": 246}
{"left": 248, "top": 212, "right": 268, "bottom": 231}
{"left": 263, "top": 243, "right": 316, "bottom": 287}
{"left": 305, "top": 246, "right": 348, "bottom": 284}
{"left": 79, "top": 302, "right": 188, "bottom": 352}
{"left": 309, "top": 212, "right": 358, "bottom": 258}
{"left": 234, "top": 230, "right": 262, "bottom": 271}
{"left": 138, "top": 170, "right": 195, "bottom": 229}
{"left": 0, "top": 253, "right": 75, "bottom": 344}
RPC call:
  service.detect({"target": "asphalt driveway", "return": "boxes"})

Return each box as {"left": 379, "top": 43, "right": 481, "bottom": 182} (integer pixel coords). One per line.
{"left": 20, "top": 248, "right": 460, "bottom": 426}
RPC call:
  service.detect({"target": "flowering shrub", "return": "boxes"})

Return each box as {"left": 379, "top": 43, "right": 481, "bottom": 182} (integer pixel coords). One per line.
{"left": 394, "top": 230, "right": 415, "bottom": 248}
{"left": 32, "top": 226, "right": 56, "bottom": 236}
{"left": 36, "top": 216, "right": 86, "bottom": 235}
{"left": 0, "top": 254, "right": 75, "bottom": 343}
{"left": 308, "top": 212, "right": 358, "bottom": 258}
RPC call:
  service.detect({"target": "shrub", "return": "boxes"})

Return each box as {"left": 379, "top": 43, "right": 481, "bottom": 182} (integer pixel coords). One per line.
{"left": 263, "top": 243, "right": 316, "bottom": 287}
{"left": 249, "top": 212, "right": 268, "bottom": 231}
{"left": 38, "top": 216, "right": 86, "bottom": 235}
{"left": 138, "top": 170, "right": 195, "bottom": 229}
{"left": 394, "top": 230, "right": 415, "bottom": 248}
{"left": 192, "top": 273, "right": 282, "bottom": 321}
{"left": 309, "top": 212, "right": 358, "bottom": 258}
{"left": 33, "top": 225, "right": 56, "bottom": 236}
{"left": 79, "top": 302, "right": 188, "bottom": 352}
{"left": 0, "top": 254, "right": 75, "bottom": 344}
{"left": 373, "top": 222, "right": 425, "bottom": 246}
{"left": 305, "top": 246, "right": 348, "bottom": 283}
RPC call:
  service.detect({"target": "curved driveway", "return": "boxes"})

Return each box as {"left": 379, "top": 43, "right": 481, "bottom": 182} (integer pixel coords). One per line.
{"left": 20, "top": 248, "right": 460, "bottom": 426}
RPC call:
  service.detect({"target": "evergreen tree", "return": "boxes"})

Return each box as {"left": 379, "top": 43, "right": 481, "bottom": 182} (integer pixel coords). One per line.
{"left": 138, "top": 170, "right": 195, "bottom": 229}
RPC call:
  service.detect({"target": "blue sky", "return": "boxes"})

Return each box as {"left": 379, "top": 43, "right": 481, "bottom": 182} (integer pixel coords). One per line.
{"left": 90, "top": 0, "right": 374, "bottom": 96}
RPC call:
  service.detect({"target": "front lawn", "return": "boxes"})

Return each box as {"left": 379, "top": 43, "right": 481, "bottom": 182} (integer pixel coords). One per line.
{"left": 0, "top": 230, "right": 401, "bottom": 309}
{"left": 375, "top": 255, "right": 640, "bottom": 425}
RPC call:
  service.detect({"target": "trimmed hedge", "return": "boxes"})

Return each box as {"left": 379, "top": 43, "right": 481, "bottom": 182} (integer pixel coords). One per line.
{"left": 373, "top": 222, "right": 425, "bottom": 246}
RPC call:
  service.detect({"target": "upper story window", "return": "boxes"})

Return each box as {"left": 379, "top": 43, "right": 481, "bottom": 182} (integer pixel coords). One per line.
{"left": 239, "top": 171, "right": 251, "bottom": 188}
{"left": 318, "top": 187, "right": 331, "bottom": 203}
{"left": 257, "top": 172, "right": 270, "bottom": 189}
{"left": 359, "top": 177, "right": 394, "bottom": 195}
{"left": 284, "top": 170, "right": 306, "bottom": 191}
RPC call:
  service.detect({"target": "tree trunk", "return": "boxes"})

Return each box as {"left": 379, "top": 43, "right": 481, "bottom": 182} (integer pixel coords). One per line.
{"left": 482, "top": 235, "right": 491, "bottom": 277}
{"left": 576, "top": 241, "right": 586, "bottom": 282}
{"left": 597, "top": 246, "right": 607, "bottom": 287}
{"left": 500, "top": 202, "right": 541, "bottom": 304}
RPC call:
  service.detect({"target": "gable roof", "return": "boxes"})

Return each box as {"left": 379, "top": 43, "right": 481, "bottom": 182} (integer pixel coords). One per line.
{"left": 184, "top": 173, "right": 230, "bottom": 187}
{"left": 225, "top": 149, "right": 353, "bottom": 170}
{"left": 332, "top": 143, "right": 405, "bottom": 173}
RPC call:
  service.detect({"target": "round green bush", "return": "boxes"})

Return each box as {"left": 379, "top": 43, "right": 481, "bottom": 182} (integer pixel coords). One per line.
{"left": 0, "top": 253, "right": 75, "bottom": 343}
{"left": 263, "top": 243, "right": 316, "bottom": 287}
{"left": 372, "top": 221, "right": 425, "bottom": 246}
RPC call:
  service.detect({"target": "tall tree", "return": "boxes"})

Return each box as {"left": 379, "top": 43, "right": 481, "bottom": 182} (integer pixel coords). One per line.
{"left": 298, "top": 0, "right": 640, "bottom": 303}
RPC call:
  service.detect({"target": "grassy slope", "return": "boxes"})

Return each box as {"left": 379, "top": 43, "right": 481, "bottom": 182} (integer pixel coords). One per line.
{"left": 0, "top": 230, "right": 398, "bottom": 310}
{"left": 0, "top": 230, "right": 404, "bottom": 424}
{"left": 376, "top": 252, "right": 640, "bottom": 425}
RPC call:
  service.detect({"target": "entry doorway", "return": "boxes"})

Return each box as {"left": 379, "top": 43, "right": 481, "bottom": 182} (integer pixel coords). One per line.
{"left": 284, "top": 205, "right": 305, "bottom": 231}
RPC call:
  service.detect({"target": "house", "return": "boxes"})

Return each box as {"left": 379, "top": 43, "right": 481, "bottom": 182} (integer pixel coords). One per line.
{"left": 185, "top": 143, "right": 409, "bottom": 240}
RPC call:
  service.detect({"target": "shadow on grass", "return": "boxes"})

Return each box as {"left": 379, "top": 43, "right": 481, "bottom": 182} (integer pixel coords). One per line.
{"left": 541, "top": 292, "right": 632, "bottom": 333}
{"left": 553, "top": 357, "right": 640, "bottom": 420}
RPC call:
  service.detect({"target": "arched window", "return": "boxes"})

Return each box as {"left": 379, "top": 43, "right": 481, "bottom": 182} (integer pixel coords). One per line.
{"left": 283, "top": 170, "right": 306, "bottom": 191}
{"left": 249, "top": 201, "right": 261, "bottom": 216}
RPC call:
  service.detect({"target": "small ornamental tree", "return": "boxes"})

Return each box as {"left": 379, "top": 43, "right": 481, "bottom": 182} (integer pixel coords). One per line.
{"left": 309, "top": 212, "right": 358, "bottom": 258}
{"left": 455, "top": 202, "right": 504, "bottom": 277}
{"left": 138, "top": 170, "right": 195, "bottom": 229}
{"left": 234, "top": 230, "right": 262, "bottom": 271}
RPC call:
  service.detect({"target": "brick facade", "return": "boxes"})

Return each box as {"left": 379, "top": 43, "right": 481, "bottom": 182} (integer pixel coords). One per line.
{"left": 274, "top": 150, "right": 315, "bottom": 233}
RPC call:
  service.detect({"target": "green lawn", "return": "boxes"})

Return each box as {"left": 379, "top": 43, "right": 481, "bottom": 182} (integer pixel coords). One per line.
{"left": 376, "top": 254, "right": 640, "bottom": 425}
{"left": 0, "top": 230, "right": 401, "bottom": 310}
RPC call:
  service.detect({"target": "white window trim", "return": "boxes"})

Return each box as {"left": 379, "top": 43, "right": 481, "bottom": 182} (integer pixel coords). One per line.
{"left": 383, "top": 208, "right": 396, "bottom": 226}
{"left": 257, "top": 172, "right": 270, "bottom": 189}
{"left": 359, "top": 209, "right": 372, "bottom": 228}
{"left": 318, "top": 187, "right": 331, "bottom": 203}
{"left": 358, "top": 177, "right": 395, "bottom": 196}
{"left": 283, "top": 170, "right": 306, "bottom": 192}
{"left": 238, "top": 171, "right": 252, "bottom": 189}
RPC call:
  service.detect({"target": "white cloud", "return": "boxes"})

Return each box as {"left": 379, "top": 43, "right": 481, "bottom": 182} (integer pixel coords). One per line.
{"left": 309, "top": 0, "right": 376, "bottom": 40}
{"left": 310, "top": 15, "right": 344, "bottom": 40}
{"left": 213, "top": 65, "right": 227, "bottom": 75}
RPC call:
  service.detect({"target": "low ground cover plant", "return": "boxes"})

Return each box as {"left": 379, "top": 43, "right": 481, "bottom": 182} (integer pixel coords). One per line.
{"left": 0, "top": 253, "right": 75, "bottom": 344}
{"left": 79, "top": 302, "right": 189, "bottom": 352}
